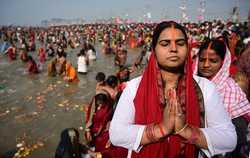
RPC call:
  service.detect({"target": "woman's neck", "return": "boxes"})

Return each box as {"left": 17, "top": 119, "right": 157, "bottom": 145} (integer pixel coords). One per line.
{"left": 161, "top": 70, "right": 181, "bottom": 89}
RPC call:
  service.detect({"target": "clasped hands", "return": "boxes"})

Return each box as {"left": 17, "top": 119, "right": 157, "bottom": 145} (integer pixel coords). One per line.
{"left": 161, "top": 88, "right": 187, "bottom": 136}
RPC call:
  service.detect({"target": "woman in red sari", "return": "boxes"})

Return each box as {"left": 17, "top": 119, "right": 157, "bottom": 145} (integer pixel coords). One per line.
{"left": 85, "top": 93, "right": 127, "bottom": 158}
{"left": 27, "top": 56, "right": 39, "bottom": 74}
{"left": 38, "top": 47, "right": 46, "bottom": 64}
{"left": 20, "top": 48, "right": 28, "bottom": 62}
{"left": 91, "top": 94, "right": 112, "bottom": 152}
{"left": 5, "top": 43, "right": 16, "bottom": 61}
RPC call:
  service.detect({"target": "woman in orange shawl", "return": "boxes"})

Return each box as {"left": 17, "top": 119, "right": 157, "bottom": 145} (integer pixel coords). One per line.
{"left": 63, "top": 62, "right": 79, "bottom": 82}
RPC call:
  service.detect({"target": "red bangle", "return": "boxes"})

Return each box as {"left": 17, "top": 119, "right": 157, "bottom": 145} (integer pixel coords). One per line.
{"left": 158, "top": 123, "right": 166, "bottom": 136}
{"left": 146, "top": 124, "right": 158, "bottom": 142}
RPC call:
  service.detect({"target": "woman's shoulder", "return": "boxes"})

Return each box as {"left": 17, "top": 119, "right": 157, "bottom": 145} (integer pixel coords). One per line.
{"left": 127, "top": 76, "right": 142, "bottom": 87}
{"left": 193, "top": 75, "right": 215, "bottom": 87}
{"left": 193, "top": 75, "right": 218, "bottom": 96}
{"left": 123, "top": 76, "right": 142, "bottom": 95}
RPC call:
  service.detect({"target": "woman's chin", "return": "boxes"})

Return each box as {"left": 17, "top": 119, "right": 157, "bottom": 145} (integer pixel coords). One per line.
{"left": 199, "top": 72, "right": 213, "bottom": 78}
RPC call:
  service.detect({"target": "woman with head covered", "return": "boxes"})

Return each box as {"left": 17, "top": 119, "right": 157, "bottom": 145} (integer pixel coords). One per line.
{"left": 109, "top": 21, "right": 236, "bottom": 158}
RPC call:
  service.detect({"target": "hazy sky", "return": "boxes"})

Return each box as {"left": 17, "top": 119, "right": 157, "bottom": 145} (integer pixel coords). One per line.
{"left": 0, "top": 0, "right": 249, "bottom": 26}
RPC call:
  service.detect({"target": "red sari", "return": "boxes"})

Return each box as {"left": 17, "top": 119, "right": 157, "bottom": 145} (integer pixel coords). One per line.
{"left": 88, "top": 99, "right": 127, "bottom": 158}
{"left": 38, "top": 48, "right": 46, "bottom": 64}
{"left": 28, "top": 60, "right": 39, "bottom": 74}
{"left": 91, "top": 104, "right": 112, "bottom": 151}
{"left": 132, "top": 53, "right": 201, "bottom": 158}
{"left": 7, "top": 47, "right": 16, "bottom": 61}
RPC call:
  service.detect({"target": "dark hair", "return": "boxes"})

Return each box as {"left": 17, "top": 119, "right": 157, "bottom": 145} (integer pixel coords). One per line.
{"left": 77, "top": 48, "right": 86, "bottom": 57}
{"left": 119, "top": 66, "right": 129, "bottom": 72}
{"left": 118, "top": 66, "right": 130, "bottom": 82}
{"left": 62, "top": 52, "right": 67, "bottom": 58}
{"left": 106, "top": 75, "right": 118, "bottom": 88}
{"left": 198, "top": 39, "right": 226, "bottom": 60}
{"left": 59, "top": 46, "right": 68, "bottom": 58}
{"left": 95, "top": 93, "right": 108, "bottom": 105}
{"left": 96, "top": 72, "right": 106, "bottom": 82}
{"left": 152, "top": 21, "right": 188, "bottom": 51}
{"left": 221, "top": 31, "right": 230, "bottom": 47}
{"left": 28, "top": 55, "right": 33, "bottom": 61}
{"left": 122, "top": 49, "right": 127, "bottom": 54}
{"left": 55, "top": 128, "right": 81, "bottom": 158}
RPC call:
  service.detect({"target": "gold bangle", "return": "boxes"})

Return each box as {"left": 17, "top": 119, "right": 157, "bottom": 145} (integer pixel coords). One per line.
{"left": 175, "top": 124, "right": 188, "bottom": 134}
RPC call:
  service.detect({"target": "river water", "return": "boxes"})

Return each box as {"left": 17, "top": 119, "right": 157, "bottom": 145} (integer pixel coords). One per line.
{"left": 0, "top": 45, "right": 144, "bottom": 157}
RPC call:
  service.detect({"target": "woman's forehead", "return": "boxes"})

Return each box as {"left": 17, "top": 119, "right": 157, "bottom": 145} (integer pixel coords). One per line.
{"left": 200, "top": 49, "right": 219, "bottom": 57}
{"left": 158, "top": 28, "right": 185, "bottom": 40}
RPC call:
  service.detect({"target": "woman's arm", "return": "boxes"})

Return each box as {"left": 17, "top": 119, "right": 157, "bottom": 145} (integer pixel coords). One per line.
{"left": 109, "top": 83, "right": 146, "bottom": 152}
{"left": 193, "top": 78, "right": 237, "bottom": 157}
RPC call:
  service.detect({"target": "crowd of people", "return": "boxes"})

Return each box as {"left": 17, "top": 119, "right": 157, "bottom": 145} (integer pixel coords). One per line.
{"left": 1, "top": 19, "right": 250, "bottom": 158}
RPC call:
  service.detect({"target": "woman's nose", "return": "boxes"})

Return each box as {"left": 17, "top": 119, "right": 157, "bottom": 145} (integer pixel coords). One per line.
{"left": 170, "top": 41, "right": 177, "bottom": 52}
{"left": 204, "top": 58, "right": 210, "bottom": 67}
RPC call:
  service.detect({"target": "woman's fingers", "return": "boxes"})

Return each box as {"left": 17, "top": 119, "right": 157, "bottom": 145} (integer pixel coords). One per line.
{"left": 175, "top": 99, "right": 183, "bottom": 116}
